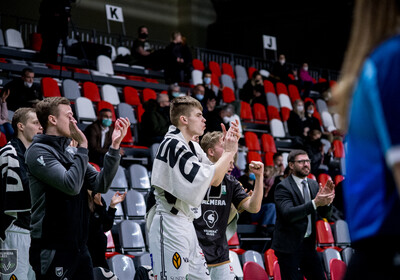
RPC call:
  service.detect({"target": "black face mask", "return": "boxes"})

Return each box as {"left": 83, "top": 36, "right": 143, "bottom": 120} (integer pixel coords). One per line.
{"left": 139, "top": 32, "right": 148, "bottom": 39}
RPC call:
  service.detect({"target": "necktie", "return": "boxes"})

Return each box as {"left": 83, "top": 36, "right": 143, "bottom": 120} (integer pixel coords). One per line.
{"left": 302, "top": 180, "right": 312, "bottom": 237}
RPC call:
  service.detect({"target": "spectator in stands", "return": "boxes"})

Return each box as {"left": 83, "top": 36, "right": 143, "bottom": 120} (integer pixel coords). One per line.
{"left": 26, "top": 97, "right": 129, "bottom": 280}
{"left": 287, "top": 99, "right": 307, "bottom": 146}
{"left": 303, "top": 129, "right": 331, "bottom": 176}
{"left": 85, "top": 109, "right": 125, "bottom": 167}
{"left": 0, "top": 89, "right": 14, "bottom": 140}
{"left": 272, "top": 149, "right": 334, "bottom": 280}
{"left": 303, "top": 101, "right": 321, "bottom": 132}
{"left": 38, "top": 0, "right": 72, "bottom": 63}
{"left": 192, "top": 84, "right": 206, "bottom": 106}
{"left": 221, "top": 103, "right": 244, "bottom": 141}
{"left": 157, "top": 93, "right": 171, "bottom": 124}
{"left": 0, "top": 108, "right": 42, "bottom": 280}
{"left": 164, "top": 31, "right": 193, "bottom": 84}
{"left": 204, "top": 105, "right": 231, "bottom": 134}
{"left": 1, "top": 68, "right": 42, "bottom": 112}
{"left": 299, "top": 62, "right": 315, "bottom": 98}
{"left": 203, "top": 94, "right": 217, "bottom": 120}
{"left": 87, "top": 190, "right": 126, "bottom": 269}
{"left": 167, "top": 83, "right": 186, "bottom": 100}
{"left": 239, "top": 71, "right": 265, "bottom": 104}
{"left": 270, "top": 54, "right": 295, "bottom": 83}
{"left": 131, "top": 25, "right": 164, "bottom": 69}
{"left": 195, "top": 131, "right": 263, "bottom": 279}
{"left": 203, "top": 68, "right": 222, "bottom": 105}
{"left": 140, "top": 99, "right": 170, "bottom": 146}
{"left": 334, "top": 1, "right": 400, "bottom": 278}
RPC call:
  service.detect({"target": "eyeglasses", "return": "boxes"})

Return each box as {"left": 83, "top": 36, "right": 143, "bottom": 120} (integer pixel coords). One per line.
{"left": 292, "top": 160, "right": 311, "bottom": 165}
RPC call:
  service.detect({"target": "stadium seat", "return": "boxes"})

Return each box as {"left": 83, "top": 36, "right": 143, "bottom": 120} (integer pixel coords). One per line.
{"left": 102, "top": 190, "right": 125, "bottom": 221}
{"left": 279, "top": 94, "right": 292, "bottom": 122}
{"left": 316, "top": 220, "right": 336, "bottom": 249}
{"left": 41, "top": 77, "right": 61, "bottom": 98}
{"left": 97, "top": 101, "right": 116, "bottom": 121}
{"left": 332, "top": 219, "right": 351, "bottom": 247}
{"left": 117, "top": 46, "right": 131, "bottom": 56}
{"left": 191, "top": 69, "right": 203, "bottom": 85}
{"left": 118, "top": 220, "right": 146, "bottom": 255}
{"left": 270, "top": 119, "right": 286, "bottom": 138}
{"left": 321, "top": 111, "right": 337, "bottom": 132}
{"left": 0, "top": 132, "right": 7, "bottom": 148}
{"left": 264, "top": 152, "right": 274, "bottom": 166}
{"left": 318, "top": 173, "right": 332, "bottom": 186}
{"left": 82, "top": 81, "right": 101, "bottom": 103}
{"left": 264, "top": 248, "right": 278, "bottom": 278}
{"left": 75, "top": 97, "right": 97, "bottom": 123}
{"left": 241, "top": 250, "right": 265, "bottom": 269}
{"left": 117, "top": 103, "right": 137, "bottom": 125}
{"left": 109, "top": 165, "right": 129, "bottom": 191}
{"left": 0, "top": 28, "right": 5, "bottom": 46}
{"left": 208, "top": 60, "right": 221, "bottom": 77}
{"left": 247, "top": 151, "right": 262, "bottom": 163}
{"left": 322, "top": 248, "right": 342, "bottom": 278}
{"left": 101, "top": 84, "right": 120, "bottom": 105}
{"left": 5, "top": 28, "right": 34, "bottom": 52}
{"left": 235, "top": 64, "right": 248, "bottom": 80}
{"left": 307, "top": 173, "right": 317, "bottom": 181}
{"left": 107, "top": 254, "right": 136, "bottom": 280}
{"left": 222, "top": 87, "right": 236, "bottom": 103}
{"left": 123, "top": 86, "right": 141, "bottom": 106}
{"left": 95, "top": 55, "right": 114, "bottom": 76}
{"left": 330, "top": 259, "right": 346, "bottom": 280}
{"left": 221, "top": 74, "right": 235, "bottom": 90}
{"left": 267, "top": 106, "right": 281, "bottom": 121}
{"left": 104, "top": 43, "right": 117, "bottom": 61}
{"left": 240, "top": 101, "right": 254, "bottom": 122}
{"left": 236, "top": 76, "right": 247, "bottom": 90}
{"left": 313, "top": 110, "right": 323, "bottom": 126}
{"left": 276, "top": 82, "right": 288, "bottom": 95}
{"left": 133, "top": 252, "right": 152, "bottom": 268}
{"left": 316, "top": 99, "right": 329, "bottom": 113}
{"left": 211, "top": 73, "right": 220, "bottom": 88}
{"left": 228, "top": 232, "right": 246, "bottom": 255}
{"left": 128, "top": 164, "right": 151, "bottom": 191}
{"left": 142, "top": 88, "right": 157, "bottom": 102}
{"left": 248, "top": 67, "right": 258, "bottom": 78}
{"left": 261, "top": 134, "right": 277, "bottom": 154}
{"left": 273, "top": 260, "right": 282, "bottom": 280}
{"left": 222, "top": 62, "right": 235, "bottom": 78}
{"left": 243, "top": 261, "right": 268, "bottom": 280}
{"left": 334, "top": 175, "right": 345, "bottom": 186}
{"left": 124, "top": 190, "right": 146, "bottom": 220}
{"left": 341, "top": 247, "right": 355, "bottom": 266}
{"left": 244, "top": 131, "right": 261, "bottom": 152}
{"left": 192, "top": 58, "right": 205, "bottom": 71}
{"left": 333, "top": 140, "right": 345, "bottom": 158}
{"left": 253, "top": 103, "right": 268, "bottom": 123}
{"left": 104, "top": 230, "right": 120, "bottom": 259}
{"left": 229, "top": 250, "right": 244, "bottom": 279}
{"left": 259, "top": 69, "right": 270, "bottom": 78}
{"left": 263, "top": 80, "right": 276, "bottom": 94}
{"left": 136, "top": 104, "right": 145, "bottom": 123}
{"left": 333, "top": 113, "right": 341, "bottom": 130}
{"left": 62, "top": 79, "right": 81, "bottom": 101}
{"left": 288, "top": 84, "right": 301, "bottom": 103}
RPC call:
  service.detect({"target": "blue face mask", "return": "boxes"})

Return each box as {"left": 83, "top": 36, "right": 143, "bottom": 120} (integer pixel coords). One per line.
{"left": 195, "top": 94, "right": 204, "bottom": 101}
{"left": 102, "top": 118, "right": 112, "bottom": 127}
{"left": 249, "top": 173, "right": 256, "bottom": 181}
{"left": 204, "top": 77, "right": 211, "bottom": 85}
{"left": 172, "top": 92, "right": 181, "bottom": 98}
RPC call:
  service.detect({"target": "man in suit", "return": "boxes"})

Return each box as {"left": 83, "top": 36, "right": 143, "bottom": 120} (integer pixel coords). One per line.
{"left": 272, "top": 149, "right": 335, "bottom": 280}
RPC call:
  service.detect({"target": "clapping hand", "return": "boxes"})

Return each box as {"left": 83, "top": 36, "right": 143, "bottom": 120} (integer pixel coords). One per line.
{"left": 110, "top": 191, "right": 127, "bottom": 208}
{"left": 111, "top": 117, "right": 130, "bottom": 149}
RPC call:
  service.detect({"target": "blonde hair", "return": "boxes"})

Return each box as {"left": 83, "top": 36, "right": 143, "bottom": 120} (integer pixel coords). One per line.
{"left": 170, "top": 96, "right": 203, "bottom": 127}
{"left": 293, "top": 99, "right": 305, "bottom": 119}
{"left": 200, "top": 131, "right": 223, "bottom": 155}
{"left": 334, "top": 0, "right": 400, "bottom": 130}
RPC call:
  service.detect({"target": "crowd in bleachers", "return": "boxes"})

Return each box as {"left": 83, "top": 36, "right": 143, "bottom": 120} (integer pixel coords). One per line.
{"left": 0, "top": 19, "right": 350, "bottom": 280}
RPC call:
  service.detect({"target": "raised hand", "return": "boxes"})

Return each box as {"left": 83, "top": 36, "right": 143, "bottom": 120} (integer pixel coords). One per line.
{"left": 69, "top": 116, "right": 88, "bottom": 148}
{"left": 110, "top": 191, "right": 127, "bottom": 208}
{"left": 111, "top": 117, "right": 130, "bottom": 149}
{"left": 319, "top": 180, "right": 335, "bottom": 195}
{"left": 249, "top": 161, "right": 264, "bottom": 178}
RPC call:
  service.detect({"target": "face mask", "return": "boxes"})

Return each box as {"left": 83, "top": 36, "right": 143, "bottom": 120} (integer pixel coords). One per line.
{"left": 102, "top": 118, "right": 112, "bottom": 127}
{"left": 279, "top": 59, "right": 285, "bottom": 65}
{"left": 24, "top": 81, "right": 33, "bottom": 88}
{"left": 303, "top": 67, "right": 308, "bottom": 71}
{"left": 172, "top": 92, "right": 181, "bottom": 98}
{"left": 223, "top": 116, "right": 230, "bottom": 123}
{"left": 139, "top": 32, "right": 148, "bottom": 39}
{"left": 307, "top": 109, "right": 314, "bottom": 115}
{"left": 195, "top": 94, "right": 204, "bottom": 101}
{"left": 204, "top": 77, "right": 211, "bottom": 85}
{"left": 249, "top": 173, "right": 256, "bottom": 181}
{"left": 297, "top": 106, "right": 304, "bottom": 112}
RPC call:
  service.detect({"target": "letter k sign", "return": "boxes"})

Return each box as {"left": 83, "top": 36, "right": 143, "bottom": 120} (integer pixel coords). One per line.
{"left": 105, "top": 5, "right": 124, "bottom": 22}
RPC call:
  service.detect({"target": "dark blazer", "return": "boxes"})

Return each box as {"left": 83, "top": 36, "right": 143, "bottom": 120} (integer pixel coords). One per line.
{"left": 272, "top": 175, "right": 332, "bottom": 254}
{"left": 84, "top": 121, "right": 114, "bottom": 166}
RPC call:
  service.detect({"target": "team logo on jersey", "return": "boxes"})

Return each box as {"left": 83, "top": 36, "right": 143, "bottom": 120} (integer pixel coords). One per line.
{"left": 55, "top": 267, "right": 63, "bottom": 277}
{"left": 203, "top": 210, "right": 218, "bottom": 228}
{"left": 0, "top": 249, "right": 17, "bottom": 275}
{"left": 221, "top": 184, "right": 227, "bottom": 194}
{"left": 9, "top": 275, "right": 18, "bottom": 280}
{"left": 172, "top": 252, "right": 182, "bottom": 269}
{"left": 37, "top": 156, "right": 45, "bottom": 166}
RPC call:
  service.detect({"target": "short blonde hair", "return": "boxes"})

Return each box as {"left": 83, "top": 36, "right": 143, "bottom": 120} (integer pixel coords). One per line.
{"left": 170, "top": 96, "right": 203, "bottom": 127}
{"left": 200, "top": 131, "right": 223, "bottom": 155}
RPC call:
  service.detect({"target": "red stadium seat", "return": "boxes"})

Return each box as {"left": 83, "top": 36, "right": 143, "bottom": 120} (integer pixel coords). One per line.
{"left": 267, "top": 106, "right": 281, "bottom": 121}
{"left": 261, "top": 133, "right": 277, "bottom": 154}
{"left": 82, "top": 81, "right": 101, "bottom": 103}
{"left": 318, "top": 173, "right": 332, "bottom": 186}
{"left": 30, "top": 32, "right": 42, "bottom": 51}
{"left": 240, "top": 101, "right": 254, "bottom": 122}
{"left": 136, "top": 104, "right": 145, "bottom": 123}
{"left": 333, "top": 140, "right": 345, "bottom": 158}
{"left": 330, "top": 259, "right": 346, "bottom": 280}
{"left": 89, "top": 162, "right": 101, "bottom": 172}
{"left": 253, "top": 103, "right": 268, "bottom": 123}
{"left": 316, "top": 220, "right": 341, "bottom": 252}
{"left": 288, "top": 84, "right": 301, "bottom": 103}
{"left": 211, "top": 73, "right": 220, "bottom": 87}
{"left": 47, "top": 64, "right": 68, "bottom": 71}
{"left": 281, "top": 107, "right": 291, "bottom": 122}
{"left": 264, "top": 249, "right": 278, "bottom": 278}
{"left": 123, "top": 86, "right": 141, "bottom": 106}
{"left": 192, "top": 58, "right": 205, "bottom": 71}
{"left": 276, "top": 82, "right": 288, "bottom": 95}
{"left": 263, "top": 80, "right": 275, "bottom": 93}
{"left": 228, "top": 232, "right": 246, "bottom": 255}
{"left": 248, "top": 67, "right": 258, "bottom": 79}
{"left": 313, "top": 110, "right": 323, "bottom": 126}
{"left": 243, "top": 261, "right": 269, "bottom": 280}
{"left": 247, "top": 151, "right": 262, "bottom": 163}
{"left": 307, "top": 173, "right": 317, "bottom": 181}
{"left": 105, "top": 230, "right": 120, "bottom": 259}
{"left": 273, "top": 261, "right": 282, "bottom": 280}
{"left": 244, "top": 131, "right": 261, "bottom": 152}
{"left": 41, "top": 77, "right": 61, "bottom": 97}
{"left": 330, "top": 80, "right": 337, "bottom": 88}
{"left": 97, "top": 100, "right": 116, "bottom": 122}
{"left": 222, "top": 87, "right": 236, "bottom": 103}
{"left": 0, "top": 132, "right": 7, "bottom": 148}
{"left": 221, "top": 62, "right": 235, "bottom": 79}
{"left": 304, "top": 97, "right": 316, "bottom": 107}
{"left": 264, "top": 152, "right": 274, "bottom": 166}
{"left": 142, "top": 88, "right": 157, "bottom": 102}
{"left": 334, "top": 175, "right": 345, "bottom": 186}
{"left": 208, "top": 61, "right": 221, "bottom": 77}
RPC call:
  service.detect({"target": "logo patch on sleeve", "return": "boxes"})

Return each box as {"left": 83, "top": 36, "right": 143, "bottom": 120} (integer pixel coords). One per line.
{"left": 37, "top": 156, "right": 45, "bottom": 166}
{"left": 172, "top": 252, "right": 181, "bottom": 269}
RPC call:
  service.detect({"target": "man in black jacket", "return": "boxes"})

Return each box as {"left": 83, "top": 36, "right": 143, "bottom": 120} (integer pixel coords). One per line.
{"left": 272, "top": 149, "right": 335, "bottom": 280}
{"left": 25, "top": 97, "right": 129, "bottom": 280}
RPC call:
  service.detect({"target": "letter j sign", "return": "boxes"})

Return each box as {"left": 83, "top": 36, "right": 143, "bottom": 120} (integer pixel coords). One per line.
{"left": 106, "top": 5, "right": 124, "bottom": 22}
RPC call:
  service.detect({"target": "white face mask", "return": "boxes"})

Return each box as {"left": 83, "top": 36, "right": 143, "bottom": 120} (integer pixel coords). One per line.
{"left": 24, "top": 81, "right": 33, "bottom": 88}
{"left": 223, "top": 116, "right": 230, "bottom": 123}
{"left": 303, "top": 67, "right": 308, "bottom": 71}
{"left": 279, "top": 59, "right": 285, "bottom": 65}
{"left": 297, "top": 105, "right": 304, "bottom": 112}
{"left": 307, "top": 109, "right": 314, "bottom": 115}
